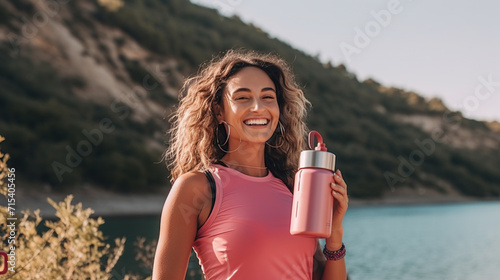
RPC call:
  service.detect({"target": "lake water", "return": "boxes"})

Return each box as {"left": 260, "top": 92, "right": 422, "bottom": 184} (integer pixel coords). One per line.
{"left": 101, "top": 201, "right": 500, "bottom": 280}
{"left": 340, "top": 201, "right": 500, "bottom": 280}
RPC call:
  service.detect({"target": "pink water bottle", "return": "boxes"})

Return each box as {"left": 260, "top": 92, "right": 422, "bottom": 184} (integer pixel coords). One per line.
{"left": 290, "top": 131, "right": 336, "bottom": 238}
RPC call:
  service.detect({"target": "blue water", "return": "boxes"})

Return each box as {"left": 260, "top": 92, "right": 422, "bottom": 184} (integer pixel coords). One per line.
{"left": 101, "top": 201, "right": 500, "bottom": 280}
{"left": 341, "top": 202, "right": 500, "bottom": 280}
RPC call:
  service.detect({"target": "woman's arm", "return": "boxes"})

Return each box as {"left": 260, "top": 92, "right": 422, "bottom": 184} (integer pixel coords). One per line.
{"left": 312, "top": 228, "right": 346, "bottom": 280}
{"left": 152, "top": 172, "right": 211, "bottom": 280}
{"left": 321, "top": 228, "right": 347, "bottom": 280}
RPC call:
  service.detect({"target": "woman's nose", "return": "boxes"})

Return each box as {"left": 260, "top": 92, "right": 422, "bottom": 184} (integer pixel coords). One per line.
{"left": 250, "top": 99, "right": 265, "bottom": 111}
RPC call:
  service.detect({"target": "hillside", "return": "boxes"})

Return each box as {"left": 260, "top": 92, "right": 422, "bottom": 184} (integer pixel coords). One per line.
{"left": 1, "top": 0, "right": 499, "bottom": 199}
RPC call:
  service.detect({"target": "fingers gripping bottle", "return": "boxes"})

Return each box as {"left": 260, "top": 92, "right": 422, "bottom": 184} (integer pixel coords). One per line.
{"left": 290, "top": 131, "right": 336, "bottom": 238}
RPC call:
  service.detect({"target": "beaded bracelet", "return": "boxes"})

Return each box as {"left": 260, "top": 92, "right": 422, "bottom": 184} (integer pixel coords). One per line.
{"left": 323, "top": 243, "right": 346, "bottom": 261}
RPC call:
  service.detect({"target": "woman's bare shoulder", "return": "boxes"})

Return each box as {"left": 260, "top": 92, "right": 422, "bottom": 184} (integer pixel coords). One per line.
{"left": 173, "top": 170, "right": 209, "bottom": 188}
{"left": 167, "top": 170, "right": 211, "bottom": 203}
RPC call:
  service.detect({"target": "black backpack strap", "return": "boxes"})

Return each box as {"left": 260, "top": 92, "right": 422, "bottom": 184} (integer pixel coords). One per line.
{"left": 203, "top": 170, "right": 216, "bottom": 217}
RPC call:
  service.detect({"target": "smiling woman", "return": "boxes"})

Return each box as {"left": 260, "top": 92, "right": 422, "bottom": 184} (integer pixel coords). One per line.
{"left": 213, "top": 66, "right": 281, "bottom": 161}
{"left": 153, "top": 49, "right": 349, "bottom": 280}
{"left": 165, "top": 50, "right": 310, "bottom": 188}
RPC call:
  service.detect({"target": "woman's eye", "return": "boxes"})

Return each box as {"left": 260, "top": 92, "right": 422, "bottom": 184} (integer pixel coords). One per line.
{"left": 235, "top": 97, "right": 248, "bottom": 100}
{"left": 263, "top": 96, "right": 275, "bottom": 99}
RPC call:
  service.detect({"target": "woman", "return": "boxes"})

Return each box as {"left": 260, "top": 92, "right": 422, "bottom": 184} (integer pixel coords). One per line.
{"left": 152, "top": 49, "right": 349, "bottom": 280}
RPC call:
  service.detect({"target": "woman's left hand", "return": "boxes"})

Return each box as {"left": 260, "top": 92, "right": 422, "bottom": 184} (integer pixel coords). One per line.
{"left": 331, "top": 169, "right": 348, "bottom": 225}
{"left": 325, "top": 169, "right": 348, "bottom": 249}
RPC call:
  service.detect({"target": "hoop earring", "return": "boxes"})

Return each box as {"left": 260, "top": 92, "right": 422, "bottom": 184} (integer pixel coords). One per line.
{"left": 216, "top": 121, "right": 242, "bottom": 153}
{"left": 266, "top": 121, "right": 285, "bottom": 148}
{"left": 217, "top": 120, "right": 230, "bottom": 146}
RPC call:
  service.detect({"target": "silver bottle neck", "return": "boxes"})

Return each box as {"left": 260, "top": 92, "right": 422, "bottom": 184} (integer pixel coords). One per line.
{"left": 299, "top": 150, "right": 336, "bottom": 171}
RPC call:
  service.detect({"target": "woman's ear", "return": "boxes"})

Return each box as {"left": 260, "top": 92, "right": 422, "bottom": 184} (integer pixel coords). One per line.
{"left": 213, "top": 103, "right": 224, "bottom": 124}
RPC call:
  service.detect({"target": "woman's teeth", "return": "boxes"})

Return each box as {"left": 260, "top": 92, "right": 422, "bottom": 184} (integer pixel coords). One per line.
{"left": 244, "top": 119, "right": 268, "bottom": 125}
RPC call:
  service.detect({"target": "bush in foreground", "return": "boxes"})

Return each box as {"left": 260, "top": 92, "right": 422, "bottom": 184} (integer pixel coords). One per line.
{"left": 0, "top": 135, "right": 152, "bottom": 279}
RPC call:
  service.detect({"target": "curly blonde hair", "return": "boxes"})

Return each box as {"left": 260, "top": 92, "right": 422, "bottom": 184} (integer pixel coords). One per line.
{"left": 165, "top": 49, "right": 310, "bottom": 191}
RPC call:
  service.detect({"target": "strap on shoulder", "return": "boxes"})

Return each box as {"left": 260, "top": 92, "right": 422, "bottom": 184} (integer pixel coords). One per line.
{"left": 203, "top": 170, "right": 216, "bottom": 217}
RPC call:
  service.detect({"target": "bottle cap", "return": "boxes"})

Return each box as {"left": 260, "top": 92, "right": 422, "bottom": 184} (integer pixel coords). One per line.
{"left": 298, "top": 131, "right": 336, "bottom": 171}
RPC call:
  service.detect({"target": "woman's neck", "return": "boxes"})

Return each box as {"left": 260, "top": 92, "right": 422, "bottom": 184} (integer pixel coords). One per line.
{"left": 221, "top": 153, "right": 267, "bottom": 177}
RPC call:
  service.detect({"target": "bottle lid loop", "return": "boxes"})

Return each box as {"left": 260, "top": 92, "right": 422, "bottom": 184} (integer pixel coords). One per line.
{"left": 309, "top": 131, "right": 327, "bottom": 151}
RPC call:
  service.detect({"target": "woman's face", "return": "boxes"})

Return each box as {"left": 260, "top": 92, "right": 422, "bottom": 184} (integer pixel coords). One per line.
{"left": 218, "top": 66, "right": 280, "bottom": 147}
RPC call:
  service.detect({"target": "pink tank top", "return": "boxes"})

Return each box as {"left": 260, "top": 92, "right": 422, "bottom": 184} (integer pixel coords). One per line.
{"left": 193, "top": 164, "right": 317, "bottom": 280}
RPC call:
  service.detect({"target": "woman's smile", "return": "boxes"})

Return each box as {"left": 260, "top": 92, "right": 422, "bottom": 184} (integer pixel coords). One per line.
{"left": 243, "top": 118, "right": 270, "bottom": 126}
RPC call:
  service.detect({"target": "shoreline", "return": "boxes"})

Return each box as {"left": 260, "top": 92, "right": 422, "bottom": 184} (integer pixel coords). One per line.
{"left": 8, "top": 185, "right": 499, "bottom": 219}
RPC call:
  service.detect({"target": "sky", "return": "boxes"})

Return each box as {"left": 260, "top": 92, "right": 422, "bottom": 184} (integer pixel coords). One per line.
{"left": 192, "top": 0, "right": 500, "bottom": 122}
